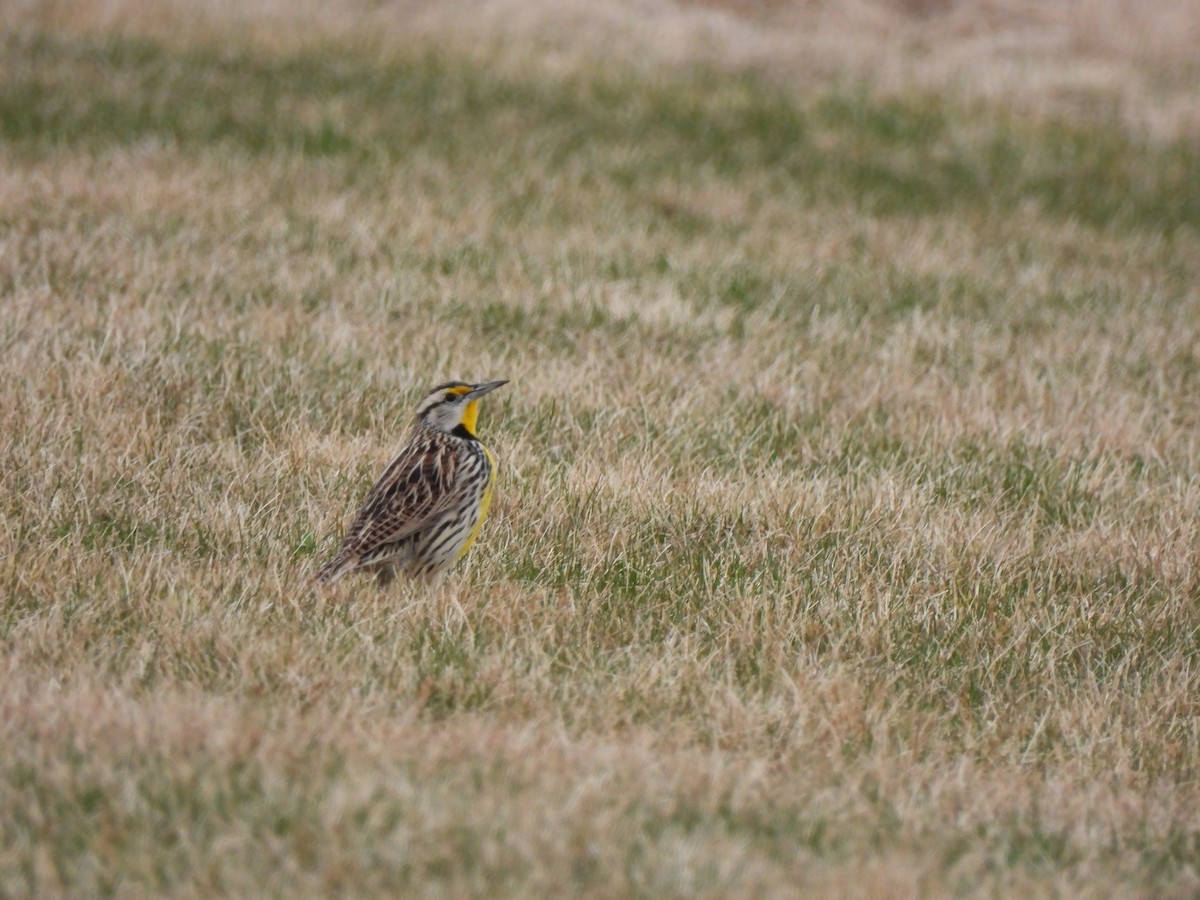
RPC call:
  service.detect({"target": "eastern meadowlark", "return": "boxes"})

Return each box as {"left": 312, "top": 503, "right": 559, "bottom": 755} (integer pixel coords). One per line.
{"left": 315, "top": 379, "right": 508, "bottom": 584}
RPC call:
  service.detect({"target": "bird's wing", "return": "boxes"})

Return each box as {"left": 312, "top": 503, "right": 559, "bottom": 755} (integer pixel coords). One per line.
{"left": 338, "top": 439, "right": 464, "bottom": 557}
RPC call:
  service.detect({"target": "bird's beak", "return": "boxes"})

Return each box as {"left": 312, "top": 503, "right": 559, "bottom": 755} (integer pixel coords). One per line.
{"left": 464, "top": 380, "right": 509, "bottom": 400}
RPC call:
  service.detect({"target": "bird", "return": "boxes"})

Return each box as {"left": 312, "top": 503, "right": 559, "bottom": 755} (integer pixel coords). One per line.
{"left": 314, "top": 379, "right": 509, "bottom": 585}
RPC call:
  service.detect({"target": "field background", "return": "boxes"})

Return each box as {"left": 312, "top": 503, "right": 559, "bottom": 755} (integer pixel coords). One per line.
{"left": 2, "top": 0, "right": 1199, "bottom": 895}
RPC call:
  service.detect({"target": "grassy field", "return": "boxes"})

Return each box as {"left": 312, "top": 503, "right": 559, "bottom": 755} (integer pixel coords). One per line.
{"left": 2, "top": 1, "right": 1199, "bottom": 895}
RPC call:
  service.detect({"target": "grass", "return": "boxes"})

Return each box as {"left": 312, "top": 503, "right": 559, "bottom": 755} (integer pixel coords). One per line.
{"left": 2, "top": 2, "right": 1199, "bottom": 896}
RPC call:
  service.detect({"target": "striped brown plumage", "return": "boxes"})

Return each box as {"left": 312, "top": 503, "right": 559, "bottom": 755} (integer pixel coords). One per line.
{"left": 315, "top": 380, "right": 505, "bottom": 584}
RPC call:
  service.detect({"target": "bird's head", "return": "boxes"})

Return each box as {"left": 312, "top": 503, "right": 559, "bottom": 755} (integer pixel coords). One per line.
{"left": 415, "top": 380, "right": 508, "bottom": 437}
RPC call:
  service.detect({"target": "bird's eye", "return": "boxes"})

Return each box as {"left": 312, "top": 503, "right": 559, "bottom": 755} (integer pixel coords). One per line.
{"left": 446, "top": 394, "right": 459, "bottom": 403}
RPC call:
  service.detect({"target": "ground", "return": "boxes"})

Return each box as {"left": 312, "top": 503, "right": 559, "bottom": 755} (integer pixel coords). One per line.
{"left": 1, "top": 1, "right": 1198, "bottom": 895}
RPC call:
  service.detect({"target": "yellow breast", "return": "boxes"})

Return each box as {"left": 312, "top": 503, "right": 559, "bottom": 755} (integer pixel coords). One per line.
{"left": 455, "top": 444, "right": 496, "bottom": 559}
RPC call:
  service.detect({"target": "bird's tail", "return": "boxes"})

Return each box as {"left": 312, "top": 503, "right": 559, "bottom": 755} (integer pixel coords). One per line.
{"left": 313, "top": 550, "right": 356, "bottom": 585}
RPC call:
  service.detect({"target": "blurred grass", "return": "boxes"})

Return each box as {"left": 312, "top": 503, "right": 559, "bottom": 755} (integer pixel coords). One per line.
{"left": 2, "top": 31, "right": 1198, "bottom": 234}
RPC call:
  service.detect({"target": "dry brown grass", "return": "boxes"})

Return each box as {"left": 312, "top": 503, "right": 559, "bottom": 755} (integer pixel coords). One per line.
{"left": 10, "top": 0, "right": 1200, "bottom": 139}
{"left": 1, "top": 1, "right": 1199, "bottom": 896}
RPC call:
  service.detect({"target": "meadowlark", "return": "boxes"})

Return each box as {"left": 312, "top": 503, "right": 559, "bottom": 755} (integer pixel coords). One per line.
{"left": 314, "top": 379, "right": 508, "bottom": 584}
